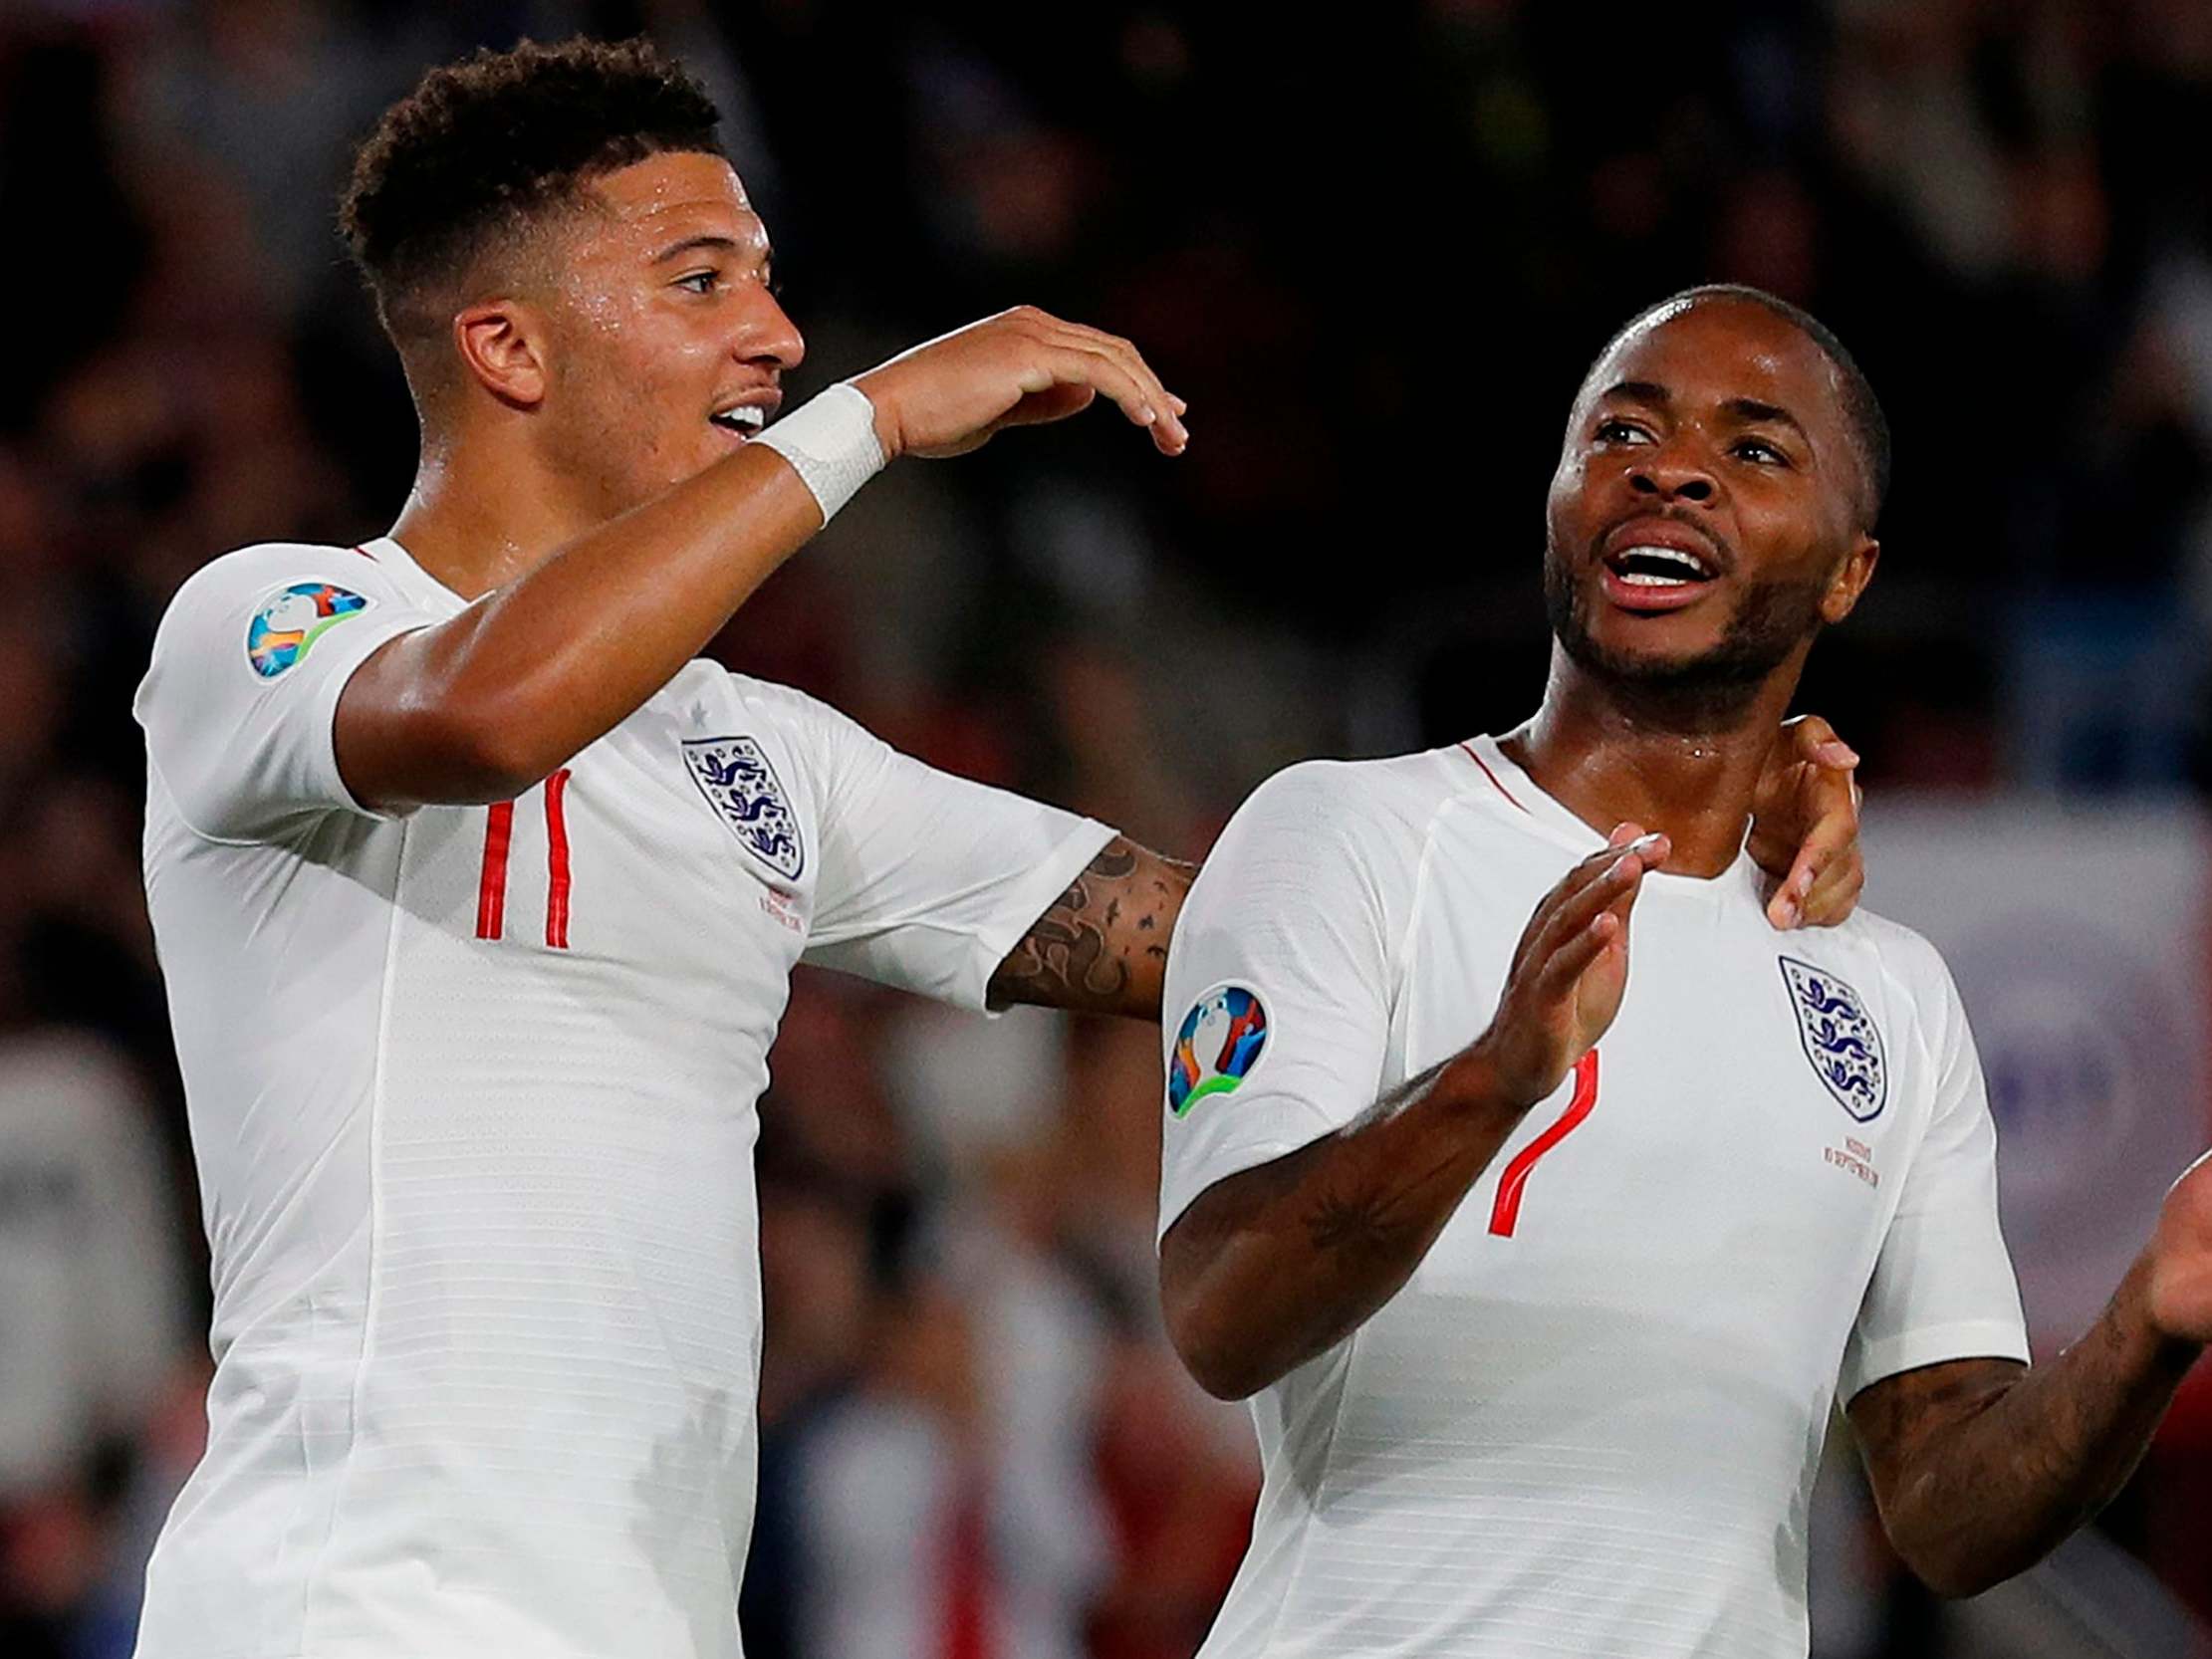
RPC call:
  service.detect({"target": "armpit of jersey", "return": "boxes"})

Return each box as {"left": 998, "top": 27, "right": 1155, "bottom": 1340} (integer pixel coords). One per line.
{"left": 245, "top": 582, "right": 373, "bottom": 679}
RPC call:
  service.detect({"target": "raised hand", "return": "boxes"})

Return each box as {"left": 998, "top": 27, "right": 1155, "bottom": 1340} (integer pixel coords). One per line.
{"left": 1473, "top": 825, "right": 1669, "bottom": 1108}
{"left": 1749, "top": 714, "right": 1864, "bottom": 930}
{"left": 852, "top": 306, "right": 1188, "bottom": 460}
{"left": 2146, "top": 1151, "right": 2212, "bottom": 1347}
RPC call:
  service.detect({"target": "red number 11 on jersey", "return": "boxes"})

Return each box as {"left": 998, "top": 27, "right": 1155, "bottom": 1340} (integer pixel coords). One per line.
{"left": 476, "top": 769, "right": 573, "bottom": 949}
{"left": 1488, "top": 1049, "right": 1598, "bottom": 1238}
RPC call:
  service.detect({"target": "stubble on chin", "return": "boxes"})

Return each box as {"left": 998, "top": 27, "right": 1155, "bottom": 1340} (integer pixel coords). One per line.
{"left": 1540, "top": 547, "right": 1830, "bottom": 730}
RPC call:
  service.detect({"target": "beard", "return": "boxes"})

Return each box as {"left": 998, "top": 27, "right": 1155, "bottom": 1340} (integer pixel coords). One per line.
{"left": 1542, "top": 544, "right": 1830, "bottom": 734}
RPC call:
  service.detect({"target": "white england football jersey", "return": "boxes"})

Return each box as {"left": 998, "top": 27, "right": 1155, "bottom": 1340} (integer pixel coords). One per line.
{"left": 131, "top": 536, "right": 1112, "bottom": 1659}
{"left": 1159, "top": 737, "right": 2028, "bottom": 1659}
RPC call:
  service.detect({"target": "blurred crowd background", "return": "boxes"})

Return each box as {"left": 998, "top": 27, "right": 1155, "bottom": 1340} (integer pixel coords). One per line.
{"left": 3, "top": 1, "right": 2210, "bottom": 1657}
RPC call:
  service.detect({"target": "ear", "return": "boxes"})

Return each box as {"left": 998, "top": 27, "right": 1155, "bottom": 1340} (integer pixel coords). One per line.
{"left": 1820, "top": 534, "right": 1879, "bottom": 625}
{"left": 452, "top": 300, "right": 549, "bottom": 410}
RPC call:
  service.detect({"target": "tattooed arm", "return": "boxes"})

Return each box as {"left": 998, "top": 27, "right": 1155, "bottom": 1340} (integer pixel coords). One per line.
{"left": 1159, "top": 830, "right": 1667, "bottom": 1400}
{"left": 1847, "top": 1156, "right": 2212, "bottom": 1597}
{"left": 987, "top": 835, "right": 1195, "bottom": 1019}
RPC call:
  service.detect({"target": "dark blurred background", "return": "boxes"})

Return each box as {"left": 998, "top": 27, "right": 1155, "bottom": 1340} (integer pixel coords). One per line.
{"left": 2, "top": 2, "right": 2209, "bottom": 1657}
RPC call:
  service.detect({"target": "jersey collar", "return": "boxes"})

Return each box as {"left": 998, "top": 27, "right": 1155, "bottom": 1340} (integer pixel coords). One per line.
{"left": 1462, "top": 733, "right": 1763, "bottom": 901}
{"left": 360, "top": 536, "right": 468, "bottom": 614}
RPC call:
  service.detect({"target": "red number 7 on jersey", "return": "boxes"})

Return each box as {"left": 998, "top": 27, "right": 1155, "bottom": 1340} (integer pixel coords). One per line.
{"left": 476, "top": 769, "right": 573, "bottom": 949}
{"left": 1488, "top": 1049, "right": 1598, "bottom": 1238}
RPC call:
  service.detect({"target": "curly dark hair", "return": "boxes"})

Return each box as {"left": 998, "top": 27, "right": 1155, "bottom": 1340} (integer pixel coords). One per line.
{"left": 340, "top": 37, "right": 724, "bottom": 345}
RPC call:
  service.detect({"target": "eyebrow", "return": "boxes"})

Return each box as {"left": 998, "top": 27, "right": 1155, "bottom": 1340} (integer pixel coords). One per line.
{"left": 649, "top": 233, "right": 767, "bottom": 266}
{"left": 1598, "top": 381, "right": 1814, "bottom": 449}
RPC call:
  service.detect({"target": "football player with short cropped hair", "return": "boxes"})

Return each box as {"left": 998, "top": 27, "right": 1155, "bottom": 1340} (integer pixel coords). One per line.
{"left": 1159, "top": 286, "right": 2212, "bottom": 1659}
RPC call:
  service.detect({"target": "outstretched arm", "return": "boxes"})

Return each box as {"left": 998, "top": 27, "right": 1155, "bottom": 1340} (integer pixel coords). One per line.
{"left": 1159, "top": 830, "right": 1667, "bottom": 1399}
{"left": 986, "top": 836, "right": 1194, "bottom": 1019}
{"left": 1848, "top": 1154, "right": 2212, "bottom": 1597}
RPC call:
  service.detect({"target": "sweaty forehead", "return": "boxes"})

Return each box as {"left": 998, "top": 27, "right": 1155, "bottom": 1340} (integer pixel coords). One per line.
{"left": 1581, "top": 299, "right": 1843, "bottom": 425}
{"left": 588, "top": 150, "right": 765, "bottom": 250}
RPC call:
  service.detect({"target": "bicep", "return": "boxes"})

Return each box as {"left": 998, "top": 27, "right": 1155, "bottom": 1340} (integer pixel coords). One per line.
{"left": 985, "top": 835, "right": 1195, "bottom": 1018}
{"left": 332, "top": 623, "right": 520, "bottom": 812}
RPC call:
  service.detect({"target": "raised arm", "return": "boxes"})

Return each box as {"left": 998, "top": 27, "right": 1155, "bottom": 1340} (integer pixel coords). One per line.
{"left": 336, "top": 309, "right": 1187, "bottom": 812}
{"left": 1847, "top": 1156, "right": 2211, "bottom": 1597}
{"left": 1160, "top": 829, "right": 1667, "bottom": 1400}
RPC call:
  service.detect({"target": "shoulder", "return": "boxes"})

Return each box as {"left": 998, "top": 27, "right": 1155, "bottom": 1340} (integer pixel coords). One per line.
{"left": 161, "top": 541, "right": 395, "bottom": 619}
{"left": 711, "top": 669, "right": 860, "bottom": 739}
{"left": 1222, "top": 749, "right": 1469, "bottom": 855}
{"left": 149, "top": 542, "right": 406, "bottom": 667}
{"left": 138, "top": 542, "right": 408, "bottom": 712}
{"left": 1798, "top": 905, "right": 1969, "bottom": 1072}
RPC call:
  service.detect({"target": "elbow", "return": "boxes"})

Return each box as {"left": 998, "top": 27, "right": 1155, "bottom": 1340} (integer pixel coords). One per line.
{"left": 1160, "top": 1272, "right": 1273, "bottom": 1403}
{"left": 1169, "top": 1327, "right": 1267, "bottom": 1404}
{"left": 1887, "top": 1526, "right": 2028, "bottom": 1601}
{"left": 1903, "top": 1558, "right": 2007, "bottom": 1602}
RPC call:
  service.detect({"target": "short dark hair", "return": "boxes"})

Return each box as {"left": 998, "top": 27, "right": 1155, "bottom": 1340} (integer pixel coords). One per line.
{"left": 1593, "top": 284, "right": 1892, "bottom": 530}
{"left": 340, "top": 37, "right": 724, "bottom": 346}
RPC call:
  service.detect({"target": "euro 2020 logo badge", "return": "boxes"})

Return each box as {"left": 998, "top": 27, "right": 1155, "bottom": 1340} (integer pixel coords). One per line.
{"left": 1780, "top": 956, "right": 1887, "bottom": 1121}
{"left": 1168, "top": 985, "right": 1269, "bottom": 1118}
{"left": 247, "top": 583, "right": 369, "bottom": 678}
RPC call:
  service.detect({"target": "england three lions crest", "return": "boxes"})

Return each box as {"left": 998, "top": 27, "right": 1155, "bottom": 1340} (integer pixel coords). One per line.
{"left": 681, "top": 736, "right": 805, "bottom": 881}
{"left": 1779, "top": 956, "right": 1886, "bottom": 1121}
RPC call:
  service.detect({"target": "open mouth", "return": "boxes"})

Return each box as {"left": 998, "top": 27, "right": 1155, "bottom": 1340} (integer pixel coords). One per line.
{"left": 709, "top": 404, "right": 767, "bottom": 440}
{"left": 1598, "top": 536, "right": 1721, "bottom": 613}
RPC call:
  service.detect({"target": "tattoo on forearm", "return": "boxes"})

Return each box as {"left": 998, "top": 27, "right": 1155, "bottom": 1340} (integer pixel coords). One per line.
{"left": 988, "top": 838, "right": 1194, "bottom": 1015}
{"left": 1297, "top": 1059, "right": 1469, "bottom": 1271}
{"left": 1304, "top": 1189, "right": 1412, "bottom": 1267}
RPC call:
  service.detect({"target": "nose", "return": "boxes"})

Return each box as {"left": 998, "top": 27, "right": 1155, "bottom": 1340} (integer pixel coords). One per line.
{"left": 1628, "top": 443, "right": 1717, "bottom": 505}
{"left": 735, "top": 286, "right": 805, "bottom": 374}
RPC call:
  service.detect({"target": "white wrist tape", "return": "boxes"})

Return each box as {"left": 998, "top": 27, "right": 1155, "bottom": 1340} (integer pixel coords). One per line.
{"left": 753, "top": 382, "right": 885, "bottom": 524}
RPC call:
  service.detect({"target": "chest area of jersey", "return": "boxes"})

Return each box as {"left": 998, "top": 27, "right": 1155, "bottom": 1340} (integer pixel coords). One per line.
{"left": 396, "top": 719, "right": 815, "bottom": 979}
{"left": 1398, "top": 857, "right": 1908, "bottom": 1280}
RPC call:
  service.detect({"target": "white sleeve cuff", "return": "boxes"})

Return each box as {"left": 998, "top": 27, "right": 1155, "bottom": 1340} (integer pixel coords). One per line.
{"left": 1840, "top": 1316, "right": 2032, "bottom": 1404}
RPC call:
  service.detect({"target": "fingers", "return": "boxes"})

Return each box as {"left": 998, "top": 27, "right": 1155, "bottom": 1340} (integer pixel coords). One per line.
{"left": 1524, "top": 830, "right": 1666, "bottom": 970}
{"left": 1784, "top": 713, "right": 1861, "bottom": 773}
{"left": 1028, "top": 312, "right": 1188, "bottom": 453}
{"left": 1530, "top": 907, "right": 1621, "bottom": 1003}
{"left": 1794, "top": 843, "right": 1865, "bottom": 929}
{"left": 1764, "top": 757, "right": 1861, "bottom": 929}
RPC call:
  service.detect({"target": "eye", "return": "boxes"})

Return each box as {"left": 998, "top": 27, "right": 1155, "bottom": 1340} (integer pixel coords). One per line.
{"left": 1594, "top": 416, "right": 1652, "bottom": 445}
{"left": 1733, "top": 436, "right": 1791, "bottom": 466}
{"left": 675, "top": 269, "right": 720, "bottom": 295}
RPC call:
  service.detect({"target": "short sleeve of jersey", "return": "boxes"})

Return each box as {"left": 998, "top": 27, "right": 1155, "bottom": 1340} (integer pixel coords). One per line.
{"left": 1157, "top": 761, "right": 1408, "bottom": 1242}
{"left": 1840, "top": 951, "right": 2030, "bottom": 1401}
{"left": 134, "top": 544, "right": 440, "bottom": 842}
{"left": 789, "top": 694, "right": 1114, "bottom": 1013}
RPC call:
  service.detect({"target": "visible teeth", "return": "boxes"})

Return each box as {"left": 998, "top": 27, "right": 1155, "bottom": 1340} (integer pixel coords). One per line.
{"left": 713, "top": 406, "right": 765, "bottom": 430}
{"left": 1619, "top": 544, "right": 1709, "bottom": 577}
{"left": 1620, "top": 570, "right": 1691, "bottom": 587}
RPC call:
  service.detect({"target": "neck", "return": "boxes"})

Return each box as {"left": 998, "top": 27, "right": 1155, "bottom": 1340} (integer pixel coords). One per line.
{"left": 1500, "top": 645, "right": 1808, "bottom": 877}
{"left": 387, "top": 419, "right": 605, "bottom": 600}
